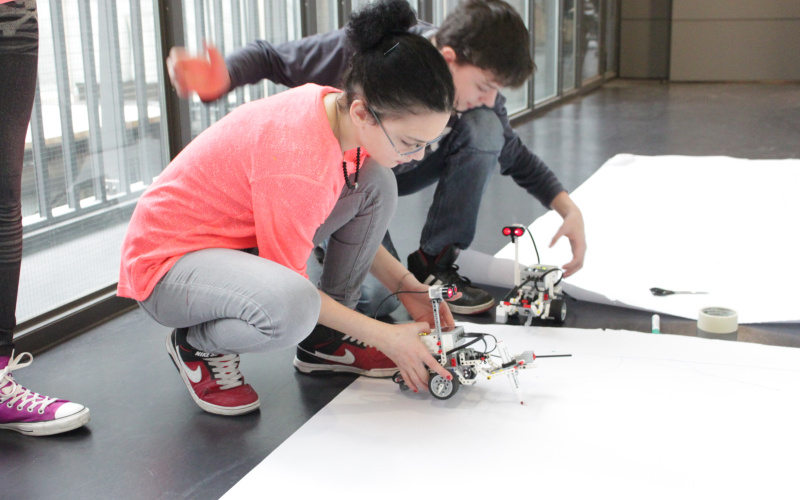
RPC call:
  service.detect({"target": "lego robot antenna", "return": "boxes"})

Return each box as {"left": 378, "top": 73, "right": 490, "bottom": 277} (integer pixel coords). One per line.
{"left": 428, "top": 285, "right": 457, "bottom": 335}
{"left": 502, "top": 224, "right": 526, "bottom": 287}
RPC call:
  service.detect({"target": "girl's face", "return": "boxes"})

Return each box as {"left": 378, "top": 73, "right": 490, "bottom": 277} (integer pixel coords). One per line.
{"left": 353, "top": 104, "right": 451, "bottom": 167}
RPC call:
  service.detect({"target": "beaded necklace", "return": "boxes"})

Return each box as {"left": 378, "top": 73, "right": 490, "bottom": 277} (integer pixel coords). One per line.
{"left": 335, "top": 98, "right": 360, "bottom": 189}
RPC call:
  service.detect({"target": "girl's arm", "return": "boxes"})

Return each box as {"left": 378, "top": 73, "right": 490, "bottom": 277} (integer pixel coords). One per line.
{"left": 368, "top": 245, "right": 458, "bottom": 329}
{"left": 316, "top": 291, "right": 451, "bottom": 393}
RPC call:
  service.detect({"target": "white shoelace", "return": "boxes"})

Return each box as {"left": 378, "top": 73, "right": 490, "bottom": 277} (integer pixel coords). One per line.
{"left": 207, "top": 354, "right": 244, "bottom": 390}
{"left": 0, "top": 351, "right": 57, "bottom": 414}
{"left": 341, "top": 335, "right": 374, "bottom": 348}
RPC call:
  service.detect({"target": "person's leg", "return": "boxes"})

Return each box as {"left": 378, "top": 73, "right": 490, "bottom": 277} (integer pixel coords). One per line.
{"left": 354, "top": 231, "right": 401, "bottom": 318}
{"left": 0, "top": 45, "right": 90, "bottom": 436}
{"left": 311, "top": 160, "right": 397, "bottom": 309}
{"left": 395, "top": 108, "right": 504, "bottom": 314}
{"left": 311, "top": 232, "right": 401, "bottom": 319}
{"left": 140, "top": 248, "right": 321, "bottom": 415}
{"left": 296, "top": 161, "right": 400, "bottom": 376}
{"left": 413, "top": 107, "right": 504, "bottom": 253}
{"left": 0, "top": 52, "right": 36, "bottom": 356}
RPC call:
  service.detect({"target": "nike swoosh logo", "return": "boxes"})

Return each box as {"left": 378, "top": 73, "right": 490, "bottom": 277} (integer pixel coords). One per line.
{"left": 312, "top": 349, "right": 356, "bottom": 365}
{"left": 178, "top": 346, "right": 203, "bottom": 383}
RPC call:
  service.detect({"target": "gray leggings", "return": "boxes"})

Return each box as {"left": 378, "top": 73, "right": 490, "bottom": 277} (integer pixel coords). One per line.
{"left": 139, "top": 161, "right": 397, "bottom": 354}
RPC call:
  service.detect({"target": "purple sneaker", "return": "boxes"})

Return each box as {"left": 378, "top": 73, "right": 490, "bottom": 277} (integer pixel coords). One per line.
{"left": 0, "top": 351, "right": 90, "bottom": 436}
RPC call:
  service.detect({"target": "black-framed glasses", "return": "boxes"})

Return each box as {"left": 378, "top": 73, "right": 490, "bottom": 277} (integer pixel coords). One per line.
{"left": 367, "top": 105, "right": 444, "bottom": 157}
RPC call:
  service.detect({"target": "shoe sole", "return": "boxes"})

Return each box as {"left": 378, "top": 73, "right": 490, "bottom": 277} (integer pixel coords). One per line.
{"left": 165, "top": 334, "right": 260, "bottom": 416}
{"left": 0, "top": 407, "right": 90, "bottom": 437}
{"left": 293, "top": 358, "right": 397, "bottom": 378}
{"left": 447, "top": 298, "right": 496, "bottom": 315}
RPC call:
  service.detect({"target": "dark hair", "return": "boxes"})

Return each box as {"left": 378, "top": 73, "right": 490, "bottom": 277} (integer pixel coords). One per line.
{"left": 435, "top": 0, "right": 534, "bottom": 88}
{"left": 341, "top": 0, "right": 454, "bottom": 119}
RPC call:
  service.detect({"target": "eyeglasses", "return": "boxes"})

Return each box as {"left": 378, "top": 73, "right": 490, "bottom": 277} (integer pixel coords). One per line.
{"left": 367, "top": 104, "right": 444, "bottom": 157}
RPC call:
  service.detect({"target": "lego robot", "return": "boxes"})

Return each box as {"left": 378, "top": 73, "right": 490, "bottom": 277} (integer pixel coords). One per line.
{"left": 495, "top": 224, "right": 567, "bottom": 326}
{"left": 393, "top": 284, "right": 536, "bottom": 401}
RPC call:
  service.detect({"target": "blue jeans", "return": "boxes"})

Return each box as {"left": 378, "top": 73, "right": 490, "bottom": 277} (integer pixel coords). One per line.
{"left": 0, "top": 47, "right": 38, "bottom": 355}
{"left": 139, "top": 162, "right": 397, "bottom": 354}
{"left": 356, "top": 107, "right": 505, "bottom": 316}
{"left": 394, "top": 106, "right": 504, "bottom": 254}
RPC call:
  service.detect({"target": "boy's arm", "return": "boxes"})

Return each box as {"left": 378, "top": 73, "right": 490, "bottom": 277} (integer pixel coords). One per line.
{"left": 225, "top": 28, "right": 352, "bottom": 91}
{"left": 170, "top": 22, "right": 435, "bottom": 101}
{"left": 494, "top": 93, "right": 586, "bottom": 276}
{"left": 225, "top": 21, "right": 436, "bottom": 93}
{"left": 494, "top": 93, "right": 566, "bottom": 208}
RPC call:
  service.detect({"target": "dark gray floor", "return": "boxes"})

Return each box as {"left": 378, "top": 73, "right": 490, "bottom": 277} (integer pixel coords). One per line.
{"left": 2, "top": 80, "right": 799, "bottom": 500}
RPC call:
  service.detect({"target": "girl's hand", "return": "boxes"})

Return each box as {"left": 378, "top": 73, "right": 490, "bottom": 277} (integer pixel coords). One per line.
{"left": 399, "top": 281, "right": 459, "bottom": 330}
{"left": 375, "top": 321, "right": 452, "bottom": 394}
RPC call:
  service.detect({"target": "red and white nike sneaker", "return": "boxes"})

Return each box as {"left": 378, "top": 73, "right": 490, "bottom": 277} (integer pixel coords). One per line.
{"left": 293, "top": 324, "right": 397, "bottom": 377}
{"left": 166, "top": 329, "right": 259, "bottom": 416}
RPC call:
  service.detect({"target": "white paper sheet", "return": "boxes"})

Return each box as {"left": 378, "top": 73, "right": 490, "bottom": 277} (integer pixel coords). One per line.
{"left": 222, "top": 323, "right": 800, "bottom": 500}
{"left": 490, "top": 154, "right": 800, "bottom": 323}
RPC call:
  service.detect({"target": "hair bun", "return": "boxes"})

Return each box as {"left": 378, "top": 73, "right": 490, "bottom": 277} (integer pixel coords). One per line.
{"left": 346, "top": 0, "right": 417, "bottom": 53}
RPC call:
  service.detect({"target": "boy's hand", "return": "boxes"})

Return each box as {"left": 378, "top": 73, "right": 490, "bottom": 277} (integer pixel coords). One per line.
{"left": 550, "top": 209, "right": 586, "bottom": 277}
{"left": 167, "top": 42, "right": 230, "bottom": 102}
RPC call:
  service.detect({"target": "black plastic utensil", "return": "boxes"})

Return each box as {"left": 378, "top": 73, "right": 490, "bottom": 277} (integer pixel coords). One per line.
{"left": 650, "top": 287, "right": 708, "bottom": 296}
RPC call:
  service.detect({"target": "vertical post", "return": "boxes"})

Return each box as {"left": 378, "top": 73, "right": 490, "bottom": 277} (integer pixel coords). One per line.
{"left": 49, "top": 0, "right": 80, "bottom": 211}
{"left": 193, "top": 0, "right": 210, "bottom": 131}
{"left": 130, "top": 0, "right": 154, "bottom": 186}
{"left": 212, "top": 0, "right": 228, "bottom": 118}
{"left": 245, "top": 1, "right": 263, "bottom": 100}
{"left": 528, "top": 0, "right": 536, "bottom": 106}
{"left": 97, "top": 0, "right": 130, "bottom": 195}
{"left": 29, "top": 83, "right": 52, "bottom": 220}
{"left": 77, "top": 0, "right": 107, "bottom": 203}
{"left": 230, "top": 0, "right": 245, "bottom": 106}
{"left": 300, "top": 0, "right": 317, "bottom": 37}
{"left": 514, "top": 233, "right": 521, "bottom": 287}
{"left": 157, "top": 0, "right": 191, "bottom": 160}
{"left": 338, "top": 0, "right": 351, "bottom": 28}
{"left": 415, "top": 0, "right": 432, "bottom": 23}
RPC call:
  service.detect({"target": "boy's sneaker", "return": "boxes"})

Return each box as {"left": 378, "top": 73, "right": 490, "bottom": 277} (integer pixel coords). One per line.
{"left": 294, "top": 324, "right": 397, "bottom": 377}
{"left": 407, "top": 246, "right": 495, "bottom": 315}
{"left": 0, "top": 351, "right": 90, "bottom": 436}
{"left": 166, "top": 329, "right": 259, "bottom": 416}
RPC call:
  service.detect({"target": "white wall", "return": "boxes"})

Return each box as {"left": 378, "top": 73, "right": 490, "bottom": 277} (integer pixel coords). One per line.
{"left": 670, "top": 0, "right": 800, "bottom": 81}
{"left": 619, "top": 0, "right": 671, "bottom": 79}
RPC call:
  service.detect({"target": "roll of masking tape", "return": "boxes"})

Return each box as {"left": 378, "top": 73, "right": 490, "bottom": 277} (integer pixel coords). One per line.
{"left": 697, "top": 307, "right": 738, "bottom": 340}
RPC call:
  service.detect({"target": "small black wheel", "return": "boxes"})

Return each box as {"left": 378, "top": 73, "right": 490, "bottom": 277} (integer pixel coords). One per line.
{"left": 428, "top": 371, "right": 460, "bottom": 400}
{"left": 550, "top": 299, "right": 567, "bottom": 324}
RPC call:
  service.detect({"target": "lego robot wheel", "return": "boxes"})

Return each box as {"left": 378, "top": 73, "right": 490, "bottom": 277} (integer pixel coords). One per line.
{"left": 428, "top": 371, "right": 460, "bottom": 400}
{"left": 550, "top": 299, "right": 567, "bottom": 324}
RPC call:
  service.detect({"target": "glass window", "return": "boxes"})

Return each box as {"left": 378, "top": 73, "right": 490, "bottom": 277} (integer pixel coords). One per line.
{"left": 561, "top": 0, "right": 577, "bottom": 91}
{"left": 183, "top": 0, "right": 303, "bottom": 138}
{"left": 580, "top": 0, "right": 600, "bottom": 82}
{"left": 502, "top": 0, "right": 530, "bottom": 115}
{"left": 604, "top": 0, "right": 618, "bottom": 75}
{"left": 533, "top": 0, "right": 560, "bottom": 103}
{"left": 18, "top": 0, "right": 166, "bottom": 323}
{"left": 432, "top": 0, "right": 461, "bottom": 25}
{"left": 316, "top": 0, "right": 339, "bottom": 33}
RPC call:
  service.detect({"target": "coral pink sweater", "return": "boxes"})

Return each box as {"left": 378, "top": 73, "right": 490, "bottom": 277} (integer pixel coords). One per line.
{"left": 118, "top": 84, "right": 358, "bottom": 301}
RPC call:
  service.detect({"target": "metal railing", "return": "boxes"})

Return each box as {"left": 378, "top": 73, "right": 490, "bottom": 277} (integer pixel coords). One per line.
{"left": 22, "top": 0, "right": 166, "bottom": 247}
